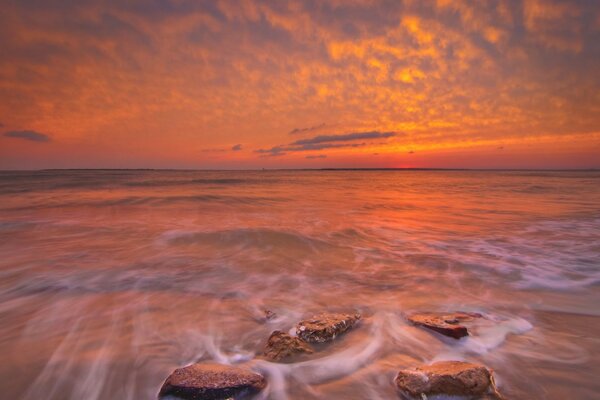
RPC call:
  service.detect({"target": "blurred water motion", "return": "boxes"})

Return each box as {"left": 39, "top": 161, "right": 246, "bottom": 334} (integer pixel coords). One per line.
{"left": 0, "top": 170, "right": 599, "bottom": 399}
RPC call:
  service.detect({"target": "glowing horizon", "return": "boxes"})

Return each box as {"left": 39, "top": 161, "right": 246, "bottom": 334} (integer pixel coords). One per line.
{"left": 1, "top": 0, "right": 599, "bottom": 169}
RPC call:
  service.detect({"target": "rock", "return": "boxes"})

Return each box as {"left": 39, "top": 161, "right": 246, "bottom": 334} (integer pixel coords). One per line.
{"left": 263, "top": 330, "right": 313, "bottom": 361}
{"left": 296, "top": 312, "right": 361, "bottom": 343}
{"left": 263, "top": 309, "right": 276, "bottom": 321}
{"left": 395, "top": 361, "right": 498, "bottom": 399}
{"left": 407, "top": 311, "right": 483, "bottom": 339}
{"left": 158, "top": 363, "right": 266, "bottom": 400}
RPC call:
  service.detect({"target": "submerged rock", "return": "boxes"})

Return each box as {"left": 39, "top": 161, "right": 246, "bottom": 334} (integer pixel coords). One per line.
{"left": 263, "top": 330, "right": 313, "bottom": 361}
{"left": 296, "top": 312, "right": 361, "bottom": 343}
{"left": 407, "top": 311, "right": 483, "bottom": 339}
{"left": 395, "top": 361, "right": 498, "bottom": 399}
{"left": 263, "top": 309, "right": 277, "bottom": 321}
{"left": 158, "top": 363, "right": 266, "bottom": 400}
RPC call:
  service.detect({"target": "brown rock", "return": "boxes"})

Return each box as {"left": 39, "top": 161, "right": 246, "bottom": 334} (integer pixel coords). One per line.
{"left": 407, "top": 311, "right": 483, "bottom": 339}
{"left": 158, "top": 363, "right": 266, "bottom": 400}
{"left": 263, "top": 330, "right": 313, "bottom": 361}
{"left": 395, "top": 361, "right": 497, "bottom": 399}
{"left": 296, "top": 312, "right": 361, "bottom": 343}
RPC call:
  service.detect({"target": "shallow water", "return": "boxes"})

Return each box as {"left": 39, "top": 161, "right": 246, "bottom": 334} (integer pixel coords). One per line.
{"left": 0, "top": 170, "right": 599, "bottom": 399}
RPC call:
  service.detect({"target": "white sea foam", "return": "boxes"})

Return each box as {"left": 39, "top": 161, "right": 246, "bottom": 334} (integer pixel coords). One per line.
{"left": 457, "top": 317, "right": 533, "bottom": 354}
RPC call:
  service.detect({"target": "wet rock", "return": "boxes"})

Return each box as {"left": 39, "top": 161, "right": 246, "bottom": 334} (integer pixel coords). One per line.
{"left": 251, "top": 308, "right": 277, "bottom": 323}
{"left": 263, "top": 309, "right": 276, "bottom": 321}
{"left": 395, "top": 360, "right": 498, "bottom": 399}
{"left": 296, "top": 312, "right": 361, "bottom": 343}
{"left": 263, "top": 330, "right": 313, "bottom": 361}
{"left": 407, "top": 311, "right": 483, "bottom": 339}
{"left": 158, "top": 363, "right": 266, "bottom": 400}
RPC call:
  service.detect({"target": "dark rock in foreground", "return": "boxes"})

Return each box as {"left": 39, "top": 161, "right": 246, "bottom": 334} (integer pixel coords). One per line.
{"left": 395, "top": 360, "right": 499, "bottom": 399}
{"left": 263, "top": 330, "right": 313, "bottom": 361}
{"left": 407, "top": 311, "right": 483, "bottom": 339}
{"left": 296, "top": 312, "right": 361, "bottom": 343}
{"left": 158, "top": 363, "right": 266, "bottom": 400}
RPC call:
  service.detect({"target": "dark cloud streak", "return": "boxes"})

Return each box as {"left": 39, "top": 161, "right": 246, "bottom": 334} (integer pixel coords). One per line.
{"left": 306, "top": 154, "right": 327, "bottom": 159}
{"left": 256, "top": 130, "right": 396, "bottom": 157}
{"left": 292, "top": 131, "right": 396, "bottom": 145}
{"left": 289, "top": 123, "right": 326, "bottom": 135}
{"left": 203, "top": 144, "right": 243, "bottom": 153}
{"left": 255, "top": 142, "right": 367, "bottom": 157}
{"left": 4, "top": 130, "right": 51, "bottom": 142}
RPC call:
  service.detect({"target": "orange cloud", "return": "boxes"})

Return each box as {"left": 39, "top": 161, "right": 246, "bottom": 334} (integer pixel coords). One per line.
{"left": 0, "top": 0, "right": 598, "bottom": 169}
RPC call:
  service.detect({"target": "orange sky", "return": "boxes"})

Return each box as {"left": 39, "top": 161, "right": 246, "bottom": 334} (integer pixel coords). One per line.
{"left": 1, "top": 0, "right": 599, "bottom": 169}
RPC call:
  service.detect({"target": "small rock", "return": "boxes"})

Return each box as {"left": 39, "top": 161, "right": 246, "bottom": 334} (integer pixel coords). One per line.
{"left": 395, "top": 360, "right": 498, "bottom": 399}
{"left": 263, "top": 309, "right": 276, "bottom": 321}
{"left": 407, "top": 311, "right": 482, "bottom": 339}
{"left": 263, "top": 330, "right": 313, "bottom": 361}
{"left": 158, "top": 363, "right": 266, "bottom": 400}
{"left": 296, "top": 312, "right": 361, "bottom": 343}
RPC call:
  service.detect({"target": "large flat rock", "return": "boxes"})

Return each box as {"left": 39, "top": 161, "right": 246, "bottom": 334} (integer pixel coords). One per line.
{"left": 296, "top": 312, "right": 361, "bottom": 343}
{"left": 263, "top": 330, "right": 313, "bottom": 361}
{"left": 158, "top": 363, "right": 266, "bottom": 400}
{"left": 407, "top": 311, "right": 482, "bottom": 339}
{"left": 395, "top": 360, "right": 497, "bottom": 399}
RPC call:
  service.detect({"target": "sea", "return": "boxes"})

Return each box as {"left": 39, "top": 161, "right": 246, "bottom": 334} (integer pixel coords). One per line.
{"left": 0, "top": 169, "right": 598, "bottom": 399}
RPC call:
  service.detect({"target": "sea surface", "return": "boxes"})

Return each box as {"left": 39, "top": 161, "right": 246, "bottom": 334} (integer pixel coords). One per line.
{"left": 0, "top": 170, "right": 599, "bottom": 399}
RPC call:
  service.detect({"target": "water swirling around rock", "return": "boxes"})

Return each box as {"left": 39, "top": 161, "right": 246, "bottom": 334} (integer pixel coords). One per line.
{"left": 0, "top": 170, "right": 599, "bottom": 399}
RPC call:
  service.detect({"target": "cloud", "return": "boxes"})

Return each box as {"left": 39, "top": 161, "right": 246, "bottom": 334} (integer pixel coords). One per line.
{"left": 203, "top": 144, "right": 243, "bottom": 152}
{"left": 306, "top": 154, "right": 327, "bottom": 159}
{"left": 4, "top": 130, "right": 51, "bottom": 142}
{"left": 294, "top": 142, "right": 367, "bottom": 151}
{"left": 291, "top": 131, "right": 396, "bottom": 145}
{"left": 289, "top": 123, "right": 326, "bottom": 135}
{"left": 1, "top": 1, "right": 599, "bottom": 169}
{"left": 255, "top": 146, "right": 287, "bottom": 157}
{"left": 256, "top": 147, "right": 287, "bottom": 157}
{"left": 256, "top": 130, "right": 395, "bottom": 157}
{"left": 255, "top": 142, "right": 367, "bottom": 157}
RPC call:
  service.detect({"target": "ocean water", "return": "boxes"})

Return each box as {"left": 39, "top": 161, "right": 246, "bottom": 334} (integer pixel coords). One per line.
{"left": 0, "top": 170, "right": 599, "bottom": 399}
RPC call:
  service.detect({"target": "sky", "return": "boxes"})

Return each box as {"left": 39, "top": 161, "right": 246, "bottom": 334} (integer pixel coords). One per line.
{"left": 0, "top": 0, "right": 599, "bottom": 169}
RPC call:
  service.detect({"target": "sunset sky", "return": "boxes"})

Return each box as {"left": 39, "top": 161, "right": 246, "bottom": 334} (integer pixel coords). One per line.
{"left": 1, "top": 0, "right": 599, "bottom": 169}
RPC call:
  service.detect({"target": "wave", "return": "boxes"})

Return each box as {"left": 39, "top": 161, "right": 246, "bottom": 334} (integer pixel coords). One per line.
{"left": 0, "top": 194, "right": 286, "bottom": 211}
{"left": 378, "top": 217, "right": 600, "bottom": 291}
{"left": 0, "top": 171, "right": 263, "bottom": 196}
{"left": 125, "top": 178, "right": 247, "bottom": 187}
{"left": 158, "top": 227, "right": 336, "bottom": 254}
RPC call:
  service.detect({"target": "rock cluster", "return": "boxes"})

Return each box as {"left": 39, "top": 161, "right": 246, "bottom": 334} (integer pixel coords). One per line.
{"left": 158, "top": 309, "right": 507, "bottom": 399}
{"left": 395, "top": 360, "right": 500, "bottom": 399}
{"left": 158, "top": 363, "right": 266, "bottom": 400}
{"left": 263, "top": 311, "right": 361, "bottom": 361}
{"left": 407, "top": 311, "right": 483, "bottom": 339}
{"left": 158, "top": 311, "right": 362, "bottom": 399}
{"left": 263, "top": 330, "right": 313, "bottom": 361}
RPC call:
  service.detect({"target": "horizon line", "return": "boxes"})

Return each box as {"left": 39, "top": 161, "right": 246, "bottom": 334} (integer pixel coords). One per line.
{"left": 1, "top": 167, "right": 599, "bottom": 172}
